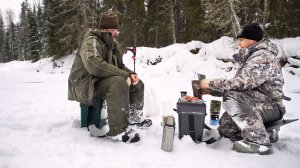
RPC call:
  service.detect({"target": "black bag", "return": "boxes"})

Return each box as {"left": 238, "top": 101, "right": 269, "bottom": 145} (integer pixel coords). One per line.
{"left": 260, "top": 102, "right": 285, "bottom": 124}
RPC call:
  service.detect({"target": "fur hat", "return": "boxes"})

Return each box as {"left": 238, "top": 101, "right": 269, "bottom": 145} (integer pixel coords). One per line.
{"left": 99, "top": 9, "right": 119, "bottom": 29}
{"left": 236, "top": 23, "right": 263, "bottom": 41}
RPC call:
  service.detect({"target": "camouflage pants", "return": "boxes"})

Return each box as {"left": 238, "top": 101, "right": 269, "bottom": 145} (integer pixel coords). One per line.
{"left": 94, "top": 76, "right": 144, "bottom": 136}
{"left": 218, "top": 91, "right": 281, "bottom": 146}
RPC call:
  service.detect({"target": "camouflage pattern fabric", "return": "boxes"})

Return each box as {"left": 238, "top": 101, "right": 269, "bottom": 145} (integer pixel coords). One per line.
{"left": 210, "top": 39, "right": 284, "bottom": 145}
{"left": 221, "top": 91, "right": 271, "bottom": 145}
{"left": 210, "top": 38, "right": 284, "bottom": 101}
{"left": 218, "top": 111, "right": 242, "bottom": 142}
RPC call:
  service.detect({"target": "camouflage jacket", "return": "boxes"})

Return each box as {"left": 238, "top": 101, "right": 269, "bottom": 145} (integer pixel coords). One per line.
{"left": 68, "top": 29, "right": 134, "bottom": 105}
{"left": 210, "top": 39, "right": 284, "bottom": 102}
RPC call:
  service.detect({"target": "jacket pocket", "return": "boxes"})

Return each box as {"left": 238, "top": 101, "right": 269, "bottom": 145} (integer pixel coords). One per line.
{"left": 72, "top": 75, "right": 95, "bottom": 105}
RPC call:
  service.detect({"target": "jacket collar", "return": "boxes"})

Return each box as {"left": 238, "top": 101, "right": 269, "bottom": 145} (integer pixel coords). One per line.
{"left": 233, "top": 47, "right": 253, "bottom": 64}
{"left": 87, "top": 29, "right": 114, "bottom": 49}
{"left": 100, "top": 32, "right": 114, "bottom": 49}
{"left": 233, "top": 38, "right": 271, "bottom": 64}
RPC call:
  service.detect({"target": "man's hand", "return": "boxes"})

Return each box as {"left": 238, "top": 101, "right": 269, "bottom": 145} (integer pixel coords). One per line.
{"left": 130, "top": 74, "right": 139, "bottom": 85}
{"left": 126, "top": 77, "right": 132, "bottom": 86}
{"left": 200, "top": 79, "right": 211, "bottom": 89}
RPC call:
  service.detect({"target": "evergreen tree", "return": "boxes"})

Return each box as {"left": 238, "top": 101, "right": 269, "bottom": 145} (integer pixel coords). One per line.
{"left": 43, "top": 0, "right": 101, "bottom": 59}
{"left": 36, "top": 2, "right": 44, "bottom": 59}
{"left": 82, "top": 0, "right": 101, "bottom": 29}
{"left": 58, "top": 0, "right": 100, "bottom": 55}
{"left": 204, "top": 0, "right": 240, "bottom": 39}
{"left": 27, "top": 6, "right": 39, "bottom": 62}
{"left": 169, "top": 0, "right": 176, "bottom": 44}
{"left": 182, "top": 0, "right": 206, "bottom": 42}
{"left": 145, "top": 0, "right": 172, "bottom": 47}
{"left": 2, "top": 31, "right": 11, "bottom": 62}
{"left": 19, "top": 0, "right": 29, "bottom": 60}
{"left": 0, "top": 14, "right": 5, "bottom": 62}
{"left": 0, "top": 0, "right": 298, "bottom": 62}
{"left": 236, "top": 0, "right": 264, "bottom": 26}
{"left": 267, "top": 0, "right": 300, "bottom": 38}
{"left": 119, "top": 0, "right": 146, "bottom": 47}
{"left": 6, "top": 10, "right": 19, "bottom": 61}
{"left": 14, "top": 23, "right": 22, "bottom": 60}
{"left": 43, "top": 0, "right": 63, "bottom": 59}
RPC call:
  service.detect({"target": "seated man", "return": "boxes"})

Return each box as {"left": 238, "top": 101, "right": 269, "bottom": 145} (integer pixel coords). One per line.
{"left": 200, "top": 23, "right": 285, "bottom": 154}
{"left": 68, "top": 9, "right": 151, "bottom": 143}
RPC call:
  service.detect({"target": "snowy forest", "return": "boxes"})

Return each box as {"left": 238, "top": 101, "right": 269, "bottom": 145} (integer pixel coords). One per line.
{"left": 1, "top": 1, "right": 300, "bottom": 167}
{"left": 0, "top": 0, "right": 299, "bottom": 63}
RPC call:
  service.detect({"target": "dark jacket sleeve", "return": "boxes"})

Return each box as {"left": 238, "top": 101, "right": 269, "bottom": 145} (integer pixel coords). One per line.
{"left": 122, "top": 65, "right": 135, "bottom": 74}
{"left": 80, "top": 37, "right": 130, "bottom": 79}
{"left": 114, "top": 41, "right": 135, "bottom": 75}
{"left": 210, "top": 51, "right": 271, "bottom": 93}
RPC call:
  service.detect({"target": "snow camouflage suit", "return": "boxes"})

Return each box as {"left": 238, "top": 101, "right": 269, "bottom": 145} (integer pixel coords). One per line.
{"left": 68, "top": 29, "right": 144, "bottom": 136}
{"left": 209, "top": 39, "right": 285, "bottom": 145}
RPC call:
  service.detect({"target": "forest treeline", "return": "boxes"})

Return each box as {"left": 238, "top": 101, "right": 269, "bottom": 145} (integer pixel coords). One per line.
{"left": 0, "top": 0, "right": 299, "bottom": 62}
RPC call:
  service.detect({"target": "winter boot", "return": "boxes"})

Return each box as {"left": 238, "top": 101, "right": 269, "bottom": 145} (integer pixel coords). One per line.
{"left": 269, "top": 128, "right": 279, "bottom": 143}
{"left": 89, "top": 124, "right": 109, "bottom": 137}
{"left": 129, "top": 107, "right": 152, "bottom": 128}
{"left": 233, "top": 140, "right": 270, "bottom": 155}
{"left": 110, "top": 127, "right": 141, "bottom": 143}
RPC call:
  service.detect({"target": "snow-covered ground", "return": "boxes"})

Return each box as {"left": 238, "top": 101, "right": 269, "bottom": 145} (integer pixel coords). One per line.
{"left": 0, "top": 37, "right": 300, "bottom": 168}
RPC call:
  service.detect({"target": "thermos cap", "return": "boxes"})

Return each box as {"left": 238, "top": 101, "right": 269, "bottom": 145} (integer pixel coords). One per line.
{"left": 166, "top": 116, "right": 175, "bottom": 126}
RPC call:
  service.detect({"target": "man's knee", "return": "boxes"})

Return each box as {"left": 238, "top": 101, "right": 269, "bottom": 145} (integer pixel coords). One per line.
{"left": 109, "top": 76, "right": 129, "bottom": 91}
{"left": 222, "top": 91, "right": 241, "bottom": 114}
{"left": 218, "top": 112, "right": 242, "bottom": 141}
{"left": 94, "top": 76, "right": 129, "bottom": 97}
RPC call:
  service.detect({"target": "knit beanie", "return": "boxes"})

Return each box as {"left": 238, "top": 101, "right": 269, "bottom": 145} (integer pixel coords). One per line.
{"left": 236, "top": 23, "right": 263, "bottom": 41}
{"left": 99, "top": 9, "right": 119, "bottom": 29}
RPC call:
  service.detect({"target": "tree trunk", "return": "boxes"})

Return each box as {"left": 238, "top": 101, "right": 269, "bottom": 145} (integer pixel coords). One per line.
{"left": 155, "top": 0, "right": 158, "bottom": 47}
{"left": 155, "top": 26, "right": 158, "bottom": 47}
{"left": 82, "top": 0, "right": 88, "bottom": 29}
{"left": 133, "top": 27, "right": 137, "bottom": 47}
{"left": 262, "top": 0, "right": 269, "bottom": 30}
{"left": 228, "top": 0, "right": 241, "bottom": 36}
{"left": 170, "top": 0, "right": 176, "bottom": 44}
